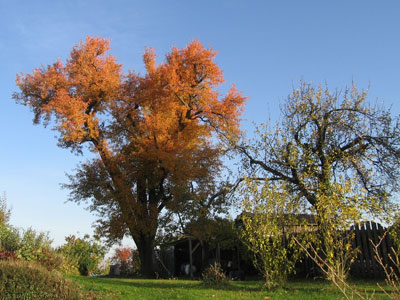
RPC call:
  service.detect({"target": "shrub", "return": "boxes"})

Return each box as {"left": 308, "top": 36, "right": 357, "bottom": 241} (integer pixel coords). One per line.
{"left": 239, "top": 180, "right": 305, "bottom": 290}
{"left": 0, "top": 196, "right": 63, "bottom": 271}
{"left": 58, "top": 234, "right": 106, "bottom": 276}
{"left": 0, "top": 260, "right": 82, "bottom": 300}
{"left": 0, "top": 250, "right": 17, "bottom": 261}
{"left": 111, "top": 247, "right": 140, "bottom": 276}
{"left": 59, "top": 252, "right": 81, "bottom": 275}
{"left": 0, "top": 196, "right": 19, "bottom": 252}
{"left": 37, "top": 247, "right": 64, "bottom": 271}
{"left": 0, "top": 225, "right": 20, "bottom": 252}
{"left": 0, "top": 193, "right": 11, "bottom": 226}
{"left": 202, "top": 262, "right": 228, "bottom": 286}
{"left": 0, "top": 224, "right": 63, "bottom": 271}
{"left": 16, "top": 228, "right": 52, "bottom": 261}
{"left": 93, "top": 258, "right": 111, "bottom": 275}
{"left": 112, "top": 247, "right": 132, "bottom": 275}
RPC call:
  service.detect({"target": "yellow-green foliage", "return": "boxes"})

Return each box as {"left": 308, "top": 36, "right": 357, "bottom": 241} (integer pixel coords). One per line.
{"left": 0, "top": 260, "right": 82, "bottom": 300}
{"left": 311, "top": 180, "right": 363, "bottom": 283}
{"left": 390, "top": 214, "right": 400, "bottom": 250}
{"left": 0, "top": 224, "right": 63, "bottom": 271}
{"left": 58, "top": 234, "right": 106, "bottom": 276}
{"left": 239, "top": 179, "right": 305, "bottom": 290}
{"left": 237, "top": 82, "right": 400, "bottom": 287}
{"left": 0, "top": 193, "right": 11, "bottom": 226}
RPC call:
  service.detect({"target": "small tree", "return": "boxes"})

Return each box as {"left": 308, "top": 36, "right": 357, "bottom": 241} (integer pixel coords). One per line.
{"left": 237, "top": 82, "right": 400, "bottom": 284}
{"left": 58, "top": 234, "right": 106, "bottom": 276}
{"left": 311, "top": 180, "right": 361, "bottom": 283}
{"left": 0, "top": 194, "right": 17, "bottom": 253}
{"left": 239, "top": 179, "right": 305, "bottom": 290}
{"left": 111, "top": 247, "right": 140, "bottom": 275}
{"left": 0, "top": 193, "right": 11, "bottom": 226}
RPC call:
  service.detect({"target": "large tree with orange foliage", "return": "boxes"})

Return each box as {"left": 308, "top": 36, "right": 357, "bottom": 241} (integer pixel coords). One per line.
{"left": 14, "top": 37, "right": 246, "bottom": 277}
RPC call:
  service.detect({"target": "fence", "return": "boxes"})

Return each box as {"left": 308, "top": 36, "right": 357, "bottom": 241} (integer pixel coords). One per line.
{"left": 350, "top": 221, "right": 395, "bottom": 278}
{"left": 296, "top": 221, "right": 397, "bottom": 279}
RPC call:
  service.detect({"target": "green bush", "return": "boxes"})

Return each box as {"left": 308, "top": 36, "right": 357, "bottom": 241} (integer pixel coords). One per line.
{"left": 0, "top": 260, "right": 83, "bottom": 300}
{"left": 58, "top": 234, "right": 106, "bottom": 276}
{"left": 37, "top": 247, "right": 64, "bottom": 271}
{"left": 0, "top": 193, "right": 11, "bottom": 226}
{"left": 0, "top": 196, "right": 18, "bottom": 252}
{"left": 0, "top": 196, "right": 63, "bottom": 271}
{"left": 202, "top": 262, "right": 228, "bottom": 286}
{"left": 16, "top": 228, "right": 52, "bottom": 261}
{"left": 0, "top": 225, "right": 63, "bottom": 271}
{"left": 0, "top": 225, "right": 20, "bottom": 252}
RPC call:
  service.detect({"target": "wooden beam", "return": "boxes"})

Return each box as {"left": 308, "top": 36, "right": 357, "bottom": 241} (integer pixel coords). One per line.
{"left": 189, "top": 237, "right": 193, "bottom": 278}
{"left": 191, "top": 242, "right": 200, "bottom": 255}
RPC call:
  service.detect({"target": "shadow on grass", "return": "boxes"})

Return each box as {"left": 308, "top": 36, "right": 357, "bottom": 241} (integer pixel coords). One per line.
{"left": 87, "top": 277, "right": 264, "bottom": 292}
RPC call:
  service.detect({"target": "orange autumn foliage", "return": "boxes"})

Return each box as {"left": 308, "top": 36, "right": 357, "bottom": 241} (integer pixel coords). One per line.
{"left": 14, "top": 37, "right": 246, "bottom": 276}
{"left": 113, "top": 247, "right": 131, "bottom": 263}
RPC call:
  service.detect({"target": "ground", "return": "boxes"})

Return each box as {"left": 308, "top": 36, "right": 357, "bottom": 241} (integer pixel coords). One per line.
{"left": 68, "top": 275, "right": 391, "bottom": 300}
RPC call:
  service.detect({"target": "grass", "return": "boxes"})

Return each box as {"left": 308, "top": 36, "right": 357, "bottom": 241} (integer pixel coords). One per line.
{"left": 67, "top": 275, "right": 392, "bottom": 300}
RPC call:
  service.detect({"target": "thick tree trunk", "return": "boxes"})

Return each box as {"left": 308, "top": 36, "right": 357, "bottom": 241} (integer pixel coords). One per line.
{"left": 135, "top": 234, "right": 157, "bottom": 278}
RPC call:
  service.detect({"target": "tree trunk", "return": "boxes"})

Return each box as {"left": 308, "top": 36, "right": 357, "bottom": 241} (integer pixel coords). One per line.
{"left": 135, "top": 235, "right": 157, "bottom": 278}
{"left": 202, "top": 242, "right": 209, "bottom": 270}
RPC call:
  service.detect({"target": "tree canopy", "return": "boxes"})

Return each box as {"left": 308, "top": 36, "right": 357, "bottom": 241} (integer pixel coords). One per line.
{"left": 237, "top": 82, "right": 400, "bottom": 282}
{"left": 239, "top": 82, "right": 400, "bottom": 217}
{"left": 14, "top": 37, "right": 246, "bottom": 276}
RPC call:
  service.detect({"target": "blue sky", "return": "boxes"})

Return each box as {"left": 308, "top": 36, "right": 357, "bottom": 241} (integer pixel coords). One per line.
{"left": 1, "top": 0, "right": 400, "bottom": 247}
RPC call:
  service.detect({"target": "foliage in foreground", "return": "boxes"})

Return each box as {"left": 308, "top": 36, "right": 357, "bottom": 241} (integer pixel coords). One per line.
{"left": 0, "top": 260, "right": 82, "bottom": 300}
{"left": 58, "top": 234, "right": 107, "bottom": 276}
{"left": 0, "top": 197, "right": 64, "bottom": 271}
{"left": 0, "top": 196, "right": 107, "bottom": 276}
{"left": 202, "top": 262, "right": 228, "bottom": 286}
{"left": 239, "top": 179, "right": 305, "bottom": 290}
{"left": 372, "top": 224, "right": 400, "bottom": 300}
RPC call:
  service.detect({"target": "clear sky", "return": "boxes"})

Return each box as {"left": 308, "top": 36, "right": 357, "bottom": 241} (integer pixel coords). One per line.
{"left": 1, "top": 0, "right": 400, "bottom": 247}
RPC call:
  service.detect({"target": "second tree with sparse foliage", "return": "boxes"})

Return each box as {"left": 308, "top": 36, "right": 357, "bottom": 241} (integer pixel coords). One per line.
{"left": 237, "top": 82, "right": 400, "bottom": 282}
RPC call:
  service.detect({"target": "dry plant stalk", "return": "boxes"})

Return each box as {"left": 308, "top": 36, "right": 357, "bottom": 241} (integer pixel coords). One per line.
{"left": 371, "top": 233, "right": 400, "bottom": 300}
{"left": 292, "top": 236, "right": 375, "bottom": 300}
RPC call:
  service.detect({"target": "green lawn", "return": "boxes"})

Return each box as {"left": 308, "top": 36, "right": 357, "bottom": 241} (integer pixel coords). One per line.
{"left": 68, "top": 275, "right": 392, "bottom": 300}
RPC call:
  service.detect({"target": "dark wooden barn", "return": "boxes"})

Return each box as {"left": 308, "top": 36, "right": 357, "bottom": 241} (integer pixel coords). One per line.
{"left": 159, "top": 236, "right": 252, "bottom": 279}
{"left": 159, "top": 220, "right": 397, "bottom": 280}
